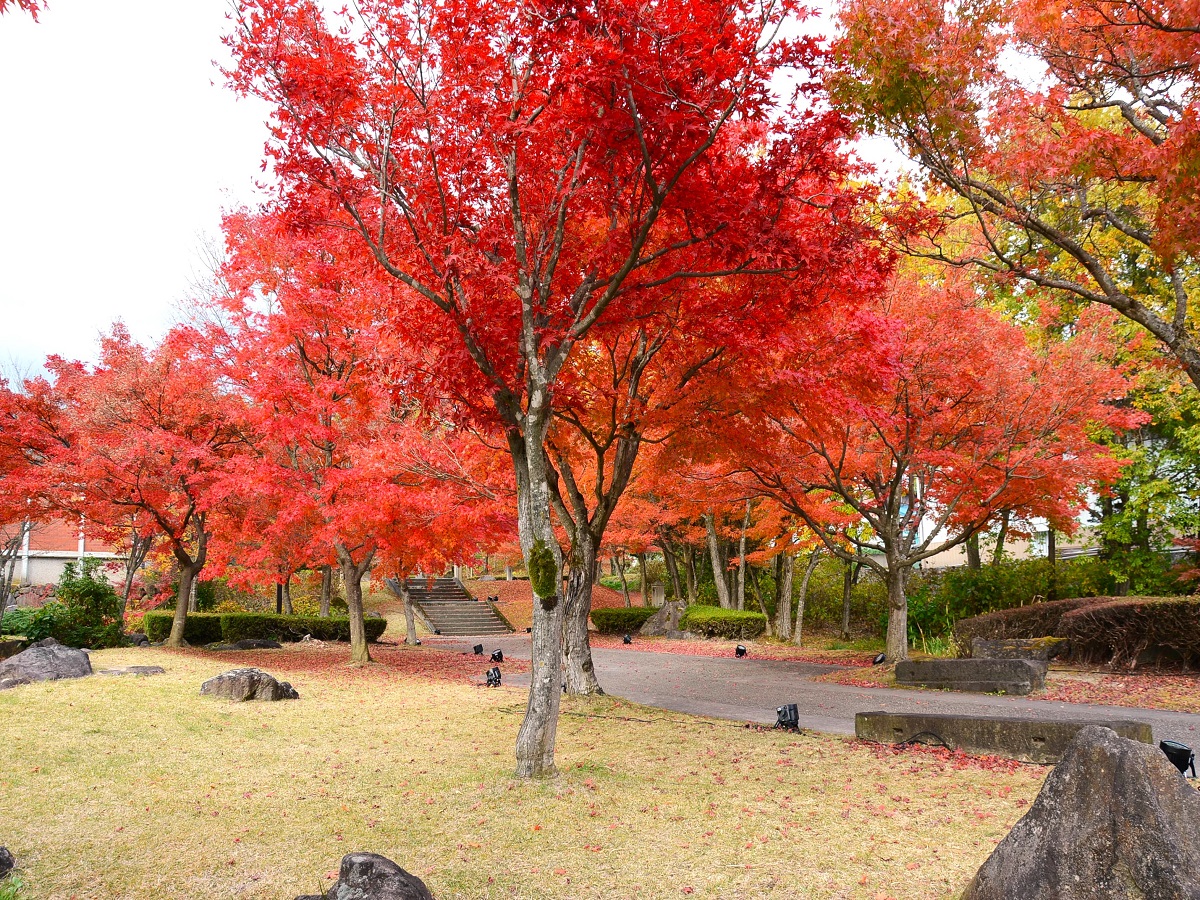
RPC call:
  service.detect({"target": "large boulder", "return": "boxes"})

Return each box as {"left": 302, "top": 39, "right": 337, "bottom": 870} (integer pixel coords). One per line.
{"left": 0, "top": 639, "right": 93, "bottom": 690}
{"left": 639, "top": 601, "right": 684, "bottom": 637}
{"left": 295, "top": 853, "right": 434, "bottom": 900}
{"left": 963, "top": 725, "right": 1200, "bottom": 900}
{"left": 0, "top": 846, "right": 13, "bottom": 878}
{"left": 199, "top": 668, "right": 299, "bottom": 702}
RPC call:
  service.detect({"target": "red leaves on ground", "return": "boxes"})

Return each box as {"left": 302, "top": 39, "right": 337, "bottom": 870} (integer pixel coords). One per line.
{"left": 849, "top": 739, "right": 1031, "bottom": 775}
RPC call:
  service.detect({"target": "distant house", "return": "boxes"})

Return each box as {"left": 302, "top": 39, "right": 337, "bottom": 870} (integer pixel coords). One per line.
{"left": 13, "top": 519, "right": 122, "bottom": 587}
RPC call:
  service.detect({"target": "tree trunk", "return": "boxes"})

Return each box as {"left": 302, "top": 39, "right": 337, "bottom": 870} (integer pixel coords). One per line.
{"left": 165, "top": 527, "right": 207, "bottom": 648}
{"left": 1047, "top": 528, "right": 1058, "bottom": 603}
{"left": 840, "top": 559, "right": 855, "bottom": 641}
{"left": 736, "top": 500, "right": 750, "bottom": 611}
{"left": 884, "top": 561, "right": 909, "bottom": 662}
{"left": 319, "top": 565, "right": 332, "bottom": 617}
{"left": 748, "top": 566, "right": 773, "bottom": 637}
{"left": 637, "top": 552, "right": 649, "bottom": 606}
{"left": 992, "top": 511, "right": 1010, "bottom": 565}
{"left": 400, "top": 579, "right": 418, "bottom": 646}
{"left": 684, "top": 544, "right": 698, "bottom": 604}
{"left": 335, "top": 543, "right": 374, "bottom": 665}
{"left": 793, "top": 549, "right": 822, "bottom": 648}
{"left": 615, "top": 553, "right": 631, "bottom": 607}
{"left": 281, "top": 571, "right": 294, "bottom": 615}
{"left": 774, "top": 551, "right": 794, "bottom": 640}
{"left": 704, "top": 513, "right": 732, "bottom": 608}
{"left": 508, "top": 397, "right": 565, "bottom": 780}
{"left": 121, "top": 529, "right": 152, "bottom": 615}
{"left": 966, "top": 532, "right": 981, "bottom": 570}
{"left": 563, "top": 530, "right": 603, "bottom": 696}
{"left": 661, "top": 541, "right": 683, "bottom": 603}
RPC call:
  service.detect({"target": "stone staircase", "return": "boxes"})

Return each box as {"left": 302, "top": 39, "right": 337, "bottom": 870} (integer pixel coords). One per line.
{"left": 406, "top": 577, "right": 510, "bottom": 636}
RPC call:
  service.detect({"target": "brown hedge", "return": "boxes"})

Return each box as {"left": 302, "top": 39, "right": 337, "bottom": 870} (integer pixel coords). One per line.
{"left": 1056, "top": 597, "right": 1200, "bottom": 669}
{"left": 951, "top": 597, "right": 1103, "bottom": 656}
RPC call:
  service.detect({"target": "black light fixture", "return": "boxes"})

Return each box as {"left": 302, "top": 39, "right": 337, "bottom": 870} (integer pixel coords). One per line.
{"left": 1160, "top": 740, "right": 1197, "bottom": 777}
{"left": 872, "top": 652, "right": 887, "bottom": 666}
{"left": 414, "top": 639, "right": 421, "bottom": 646}
{"left": 525, "top": 627, "right": 532, "bottom": 633}
{"left": 735, "top": 644, "right": 748, "bottom": 658}
{"left": 434, "top": 629, "right": 442, "bottom": 635}
{"left": 485, "top": 667, "right": 502, "bottom": 687}
{"left": 622, "top": 633, "right": 632, "bottom": 645}
{"left": 473, "top": 644, "right": 484, "bottom": 656}
{"left": 491, "top": 649, "right": 504, "bottom": 663}
{"left": 775, "top": 704, "right": 800, "bottom": 732}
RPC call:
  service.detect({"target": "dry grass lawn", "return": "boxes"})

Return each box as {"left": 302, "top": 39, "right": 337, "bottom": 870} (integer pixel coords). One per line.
{"left": 1, "top": 645, "right": 1047, "bottom": 900}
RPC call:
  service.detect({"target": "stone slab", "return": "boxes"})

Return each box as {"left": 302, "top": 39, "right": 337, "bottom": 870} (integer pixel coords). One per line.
{"left": 855, "top": 710, "right": 1153, "bottom": 764}
{"left": 896, "top": 657, "right": 1047, "bottom": 695}
{"left": 971, "top": 637, "right": 1069, "bottom": 661}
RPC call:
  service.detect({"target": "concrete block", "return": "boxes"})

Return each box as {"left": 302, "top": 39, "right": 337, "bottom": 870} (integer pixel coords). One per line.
{"left": 896, "top": 657, "right": 1048, "bottom": 695}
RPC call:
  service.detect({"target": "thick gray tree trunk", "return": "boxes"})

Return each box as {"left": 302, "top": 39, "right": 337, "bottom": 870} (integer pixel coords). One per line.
{"left": 884, "top": 560, "right": 909, "bottom": 662}
{"left": 563, "top": 531, "right": 603, "bottom": 695}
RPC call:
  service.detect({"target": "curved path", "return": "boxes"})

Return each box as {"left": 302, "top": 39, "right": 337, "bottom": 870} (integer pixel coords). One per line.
{"left": 434, "top": 634, "right": 1200, "bottom": 747}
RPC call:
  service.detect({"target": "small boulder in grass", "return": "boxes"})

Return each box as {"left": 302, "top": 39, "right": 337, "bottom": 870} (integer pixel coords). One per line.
{"left": 0, "top": 638, "right": 92, "bottom": 690}
{"left": 200, "top": 667, "right": 299, "bottom": 702}
{"left": 295, "top": 852, "right": 434, "bottom": 900}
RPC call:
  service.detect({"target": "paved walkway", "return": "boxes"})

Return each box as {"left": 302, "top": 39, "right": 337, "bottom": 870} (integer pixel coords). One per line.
{"left": 433, "top": 635, "right": 1200, "bottom": 746}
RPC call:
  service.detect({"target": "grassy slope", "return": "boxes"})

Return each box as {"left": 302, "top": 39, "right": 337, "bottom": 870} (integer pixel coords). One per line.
{"left": 1, "top": 645, "right": 1046, "bottom": 900}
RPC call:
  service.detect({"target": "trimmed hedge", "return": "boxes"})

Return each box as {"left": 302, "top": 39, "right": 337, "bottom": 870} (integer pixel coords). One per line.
{"left": 679, "top": 606, "right": 767, "bottom": 640}
{"left": 1057, "top": 597, "right": 1200, "bottom": 669}
{"left": 591, "top": 606, "right": 658, "bottom": 634}
{"left": 951, "top": 597, "right": 1102, "bottom": 655}
{"left": 143, "top": 612, "right": 224, "bottom": 644}
{"left": 142, "top": 611, "right": 385, "bottom": 645}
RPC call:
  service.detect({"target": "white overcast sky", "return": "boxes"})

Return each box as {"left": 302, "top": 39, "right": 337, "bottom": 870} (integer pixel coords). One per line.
{"left": 0, "top": 2, "right": 904, "bottom": 377}
{"left": 0, "top": 0, "right": 272, "bottom": 375}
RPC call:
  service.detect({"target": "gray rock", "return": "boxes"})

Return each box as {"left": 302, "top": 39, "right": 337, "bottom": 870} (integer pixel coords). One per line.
{"left": 639, "top": 601, "right": 684, "bottom": 637}
{"left": 305, "top": 852, "right": 434, "bottom": 900}
{"left": 232, "top": 639, "right": 283, "bottom": 650}
{"left": 365, "top": 611, "right": 383, "bottom": 619}
{"left": 125, "top": 632, "right": 150, "bottom": 647}
{"left": 0, "top": 846, "right": 13, "bottom": 878}
{"left": 99, "top": 666, "right": 166, "bottom": 677}
{"left": 200, "top": 668, "right": 299, "bottom": 702}
{"left": 964, "top": 725, "right": 1200, "bottom": 900}
{"left": 0, "top": 641, "right": 93, "bottom": 690}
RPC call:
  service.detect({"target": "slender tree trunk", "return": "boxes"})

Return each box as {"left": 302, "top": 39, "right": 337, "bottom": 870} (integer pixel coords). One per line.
{"left": 661, "top": 541, "right": 683, "bottom": 603}
{"left": 320, "top": 565, "right": 332, "bottom": 617}
{"left": 507, "top": 392, "right": 565, "bottom": 779}
{"left": 282, "top": 571, "right": 294, "bottom": 615}
{"left": 636, "top": 552, "right": 649, "bottom": 606}
{"left": 883, "top": 559, "right": 909, "bottom": 662}
{"left": 166, "top": 526, "right": 207, "bottom": 648}
{"left": 121, "top": 529, "right": 152, "bottom": 615}
{"left": 992, "top": 511, "right": 1010, "bottom": 565}
{"left": 684, "top": 545, "right": 698, "bottom": 604}
{"left": 840, "top": 559, "right": 856, "bottom": 641}
{"left": 704, "top": 513, "right": 732, "bottom": 608}
{"left": 563, "top": 530, "right": 603, "bottom": 696}
{"left": 615, "top": 553, "right": 631, "bottom": 607}
{"left": 1047, "top": 528, "right": 1058, "bottom": 603}
{"left": 736, "top": 501, "right": 750, "bottom": 611}
{"left": 775, "top": 551, "right": 794, "bottom": 640}
{"left": 400, "top": 579, "right": 418, "bottom": 646}
{"left": 335, "top": 543, "right": 374, "bottom": 664}
{"left": 793, "top": 549, "right": 822, "bottom": 648}
{"left": 966, "top": 533, "right": 981, "bottom": 570}
{"left": 747, "top": 566, "right": 772, "bottom": 637}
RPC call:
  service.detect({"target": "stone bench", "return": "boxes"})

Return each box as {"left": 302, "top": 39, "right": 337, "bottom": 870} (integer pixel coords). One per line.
{"left": 855, "top": 711, "right": 1153, "bottom": 764}
{"left": 896, "top": 658, "right": 1047, "bottom": 695}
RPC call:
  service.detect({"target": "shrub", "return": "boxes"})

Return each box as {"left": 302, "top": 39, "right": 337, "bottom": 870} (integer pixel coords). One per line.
{"left": 24, "top": 560, "right": 126, "bottom": 649}
{"left": 951, "top": 597, "right": 1103, "bottom": 655}
{"left": 0, "top": 606, "right": 36, "bottom": 638}
{"left": 679, "top": 606, "right": 767, "bottom": 639}
{"left": 143, "top": 612, "right": 224, "bottom": 644}
{"left": 1057, "top": 597, "right": 1200, "bottom": 669}
{"left": 591, "top": 606, "right": 659, "bottom": 634}
{"left": 220, "top": 613, "right": 386, "bottom": 644}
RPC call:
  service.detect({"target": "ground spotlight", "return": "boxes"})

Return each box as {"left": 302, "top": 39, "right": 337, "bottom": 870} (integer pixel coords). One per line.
{"left": 485, "top": 667, "right": 502, "bottom": 687}
{"left": 525, "top": 627, "right": 532, "bottom": 633}
{"left": 1160, "top": 740, "right": 1196, "bottom": 777}
{"left": 434, "top": 629, "right": 442, "bottom": 635}
{"left": 473, "top": 644, "right": 484, "bottom": 655}
{"left": 872, "top": 652, "right": 886, "bottom": 666}
{"left": 491, "top": 649, "right": 504, "bottom": 663}
{"left": 414, "top": 639, "right": 421, "bottom": 646}
{"left": 775, "top": 704, "right": 800, "bottom": 732}
{"left": 735, "top": 644, "right": 747, "bottom": 658}
{"left": 623, "top": 634, "right": 632, "bottom": 645}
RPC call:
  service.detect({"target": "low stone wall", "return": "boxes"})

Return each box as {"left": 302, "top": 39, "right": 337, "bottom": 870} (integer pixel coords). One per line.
{"left": 896, "top": 658, "right": 1048, "bottom": 695}
{"left": 855, "top": 711, "right": 1153, "bottom": 764}
{"left": 971, "top": 637, "right": 1069, "bottom": 661}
